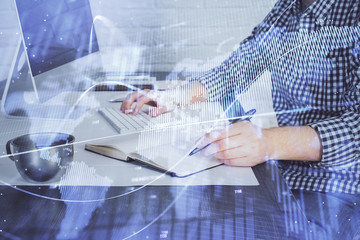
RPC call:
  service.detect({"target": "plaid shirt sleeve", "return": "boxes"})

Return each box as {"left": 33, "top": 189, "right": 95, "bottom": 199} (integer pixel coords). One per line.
{"left": 308, "top": 41, "right": 360, "bottom": 168}
{"left": 193, "top": 0, "right": 293, "bottom": 102}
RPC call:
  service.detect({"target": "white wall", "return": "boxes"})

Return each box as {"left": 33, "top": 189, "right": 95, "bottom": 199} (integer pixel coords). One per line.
{"left": 0, "top": 0, "right": 277, "bottom": 82}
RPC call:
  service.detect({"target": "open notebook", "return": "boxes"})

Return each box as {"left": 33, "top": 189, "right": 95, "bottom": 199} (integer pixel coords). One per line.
{"left": 85, "top": 142, "right": 223, "bottom": 178}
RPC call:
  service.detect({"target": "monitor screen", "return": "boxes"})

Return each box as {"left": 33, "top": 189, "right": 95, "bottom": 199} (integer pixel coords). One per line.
{"left": 15, "top": 0, "right": 99, "bottom": 76}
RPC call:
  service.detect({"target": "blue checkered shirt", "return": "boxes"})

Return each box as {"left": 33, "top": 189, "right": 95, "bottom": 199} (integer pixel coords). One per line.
{"left": 196, "top": 0, "right": 360, "bottom": 194}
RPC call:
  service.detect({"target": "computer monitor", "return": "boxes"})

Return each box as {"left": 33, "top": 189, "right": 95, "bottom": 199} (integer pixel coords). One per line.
{"left": 17, "top": 0, "right": 102, "bottom": 100}
{"left": 16, "top": 0, "right": 99, "bottom": 78}
{"left": 1, "top": 0, "right": 103, "bottom": 118}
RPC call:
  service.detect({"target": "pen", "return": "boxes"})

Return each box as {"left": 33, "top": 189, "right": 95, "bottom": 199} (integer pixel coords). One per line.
{"left": 189, "top": 109, "right": 256, "bottom": 156}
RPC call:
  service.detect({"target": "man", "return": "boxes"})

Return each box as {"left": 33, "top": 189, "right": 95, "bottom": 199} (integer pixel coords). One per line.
{"left": 121, "top": 0, "right": 360, "bottom": 238}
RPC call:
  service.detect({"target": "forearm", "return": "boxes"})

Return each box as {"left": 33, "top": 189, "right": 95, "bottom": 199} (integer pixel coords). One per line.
{"left": 263, "top": 126, "right": 322, "bottom": 162}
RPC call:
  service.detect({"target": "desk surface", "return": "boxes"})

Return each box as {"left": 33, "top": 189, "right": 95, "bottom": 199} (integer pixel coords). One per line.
{"left": 0, "top": 163, "right": 313, "bottom": 240}
{"left": 0, "top": 92, "right": 259, "bottom": 187}
{"left": 0, "top": 91, "right": 314, "bottom": 239}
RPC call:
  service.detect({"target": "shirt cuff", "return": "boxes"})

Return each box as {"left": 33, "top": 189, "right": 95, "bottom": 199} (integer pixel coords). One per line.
{"left": 308, "top": 116, "right": 357, "bottom": 169}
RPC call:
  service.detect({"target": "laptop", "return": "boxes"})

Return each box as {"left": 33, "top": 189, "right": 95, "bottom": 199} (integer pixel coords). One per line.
{"left": 1, "top": 0, "right": 152, "bottom": 119}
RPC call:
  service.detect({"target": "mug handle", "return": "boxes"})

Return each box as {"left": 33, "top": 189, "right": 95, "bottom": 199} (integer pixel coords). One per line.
{"left": 6, "top": 140, "right": 14, "bottom": 161}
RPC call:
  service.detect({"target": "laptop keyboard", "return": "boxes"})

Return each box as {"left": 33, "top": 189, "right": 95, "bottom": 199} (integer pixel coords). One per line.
{"left": 98, "top": 107, "right": 153, "bottom": 134}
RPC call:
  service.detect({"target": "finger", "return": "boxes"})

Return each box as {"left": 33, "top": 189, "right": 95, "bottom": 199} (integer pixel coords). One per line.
{"left": 202, "top": 135, "right": 245, "bottom": 156}
{"left": 198, "top": 121, "right": 250, "bottom": 148}
{"left": 133, "top": 95, "right": 153, "bottom": 115}
{"left": 121, "top": 92, "right": 140, "bottom": 112}
{"left": 220, "top": 158, "right": 248, "bottom": 167}
{"left": 213, "top": 148, "right": 246, "bottom": 160}
{"left": 121, "top": 89, "right": 152, "bottom": 113}
{"left": 196, "top": 129, "right": 224, "bottom": 148}
{"left": 215, "top": 147, "right": 263, "bottom": 167}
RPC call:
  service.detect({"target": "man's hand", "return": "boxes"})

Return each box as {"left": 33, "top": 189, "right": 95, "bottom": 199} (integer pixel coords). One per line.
{"left": 120, "top": 89, "right": 176, "bottom": 116}
{"left": 198, "top": 121, "right": 270, "bottom": 167}
{"left": 120, "top": 81, "right": 209, "bottom": 117}
{"left": 197, "top": 122, "right": 322, "bottom": 167}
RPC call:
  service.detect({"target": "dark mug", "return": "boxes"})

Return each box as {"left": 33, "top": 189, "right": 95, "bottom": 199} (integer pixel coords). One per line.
{"left": 6, "top": 132, "right": 75, "bottom": 182}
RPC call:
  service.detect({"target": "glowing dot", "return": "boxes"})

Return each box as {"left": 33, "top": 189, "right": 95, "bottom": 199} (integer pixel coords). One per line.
{"left": 44, "top": 29, "right": 47, "bottom": 32}
{"left": 60, "top": 37, "right": 63, "bottom": 41}
{"left": 43, "top": 19, "right": 47, "bottom": 22}
{"left": 27, "top": 36, "right": 30, "bottom": 39}
{"left": 32, "top": 54, "right": 36, "bottom": 57}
